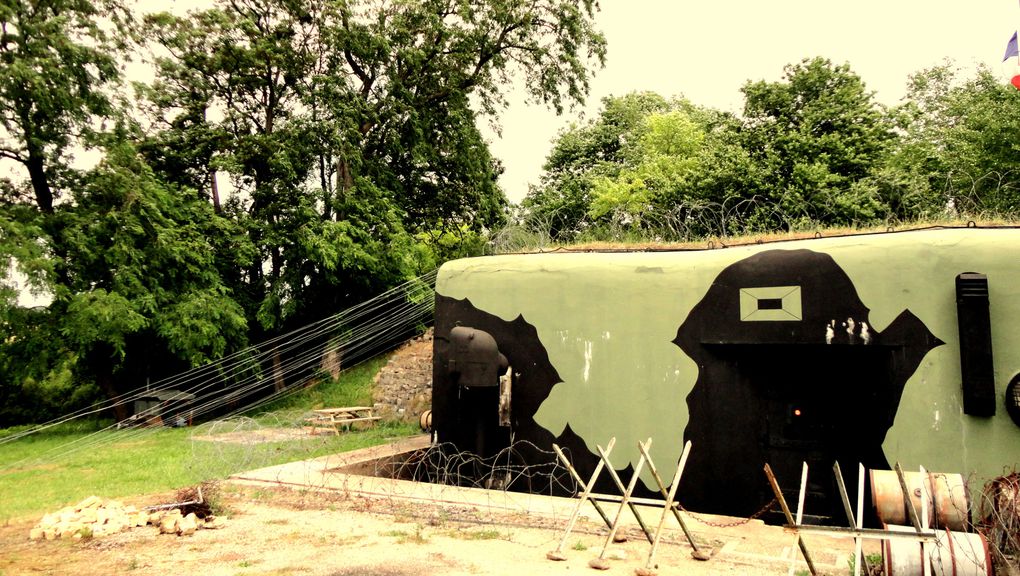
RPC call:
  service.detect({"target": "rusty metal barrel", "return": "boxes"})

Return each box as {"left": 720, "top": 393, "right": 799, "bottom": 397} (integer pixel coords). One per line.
{"left": 883, "top": 527, "right": 992, "bottom": 576}
{"left": 871, "top": 470, "right": 970, "bottom": 531}
{"left": 419, "top": 409, "right": 432, "bottom": 432}
{"left": 929, "top": 530, "right": 992, "bottom": 576}
{"left": 883, "top": 525, "right": 925, "bottom": 576}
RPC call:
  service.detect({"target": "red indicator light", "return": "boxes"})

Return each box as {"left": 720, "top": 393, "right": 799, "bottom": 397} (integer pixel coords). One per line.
{"left": 793, "top": 408, "right": 802, "bottom": 417}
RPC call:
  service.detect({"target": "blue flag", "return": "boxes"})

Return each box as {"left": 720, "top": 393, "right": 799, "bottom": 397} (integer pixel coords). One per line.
{"left": 1005, "top": 31, "right": 1019, "bottom": 62}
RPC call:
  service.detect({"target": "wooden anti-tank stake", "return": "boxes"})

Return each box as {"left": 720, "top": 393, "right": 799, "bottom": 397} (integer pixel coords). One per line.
{"left": 546, "top": 437, "right": 617, "bottom": 561}
{"left": 589, "top": 438, "right": 652, "bottom": 570}
{"left": 763, "top": 463, "right": 818, "bottom": 576}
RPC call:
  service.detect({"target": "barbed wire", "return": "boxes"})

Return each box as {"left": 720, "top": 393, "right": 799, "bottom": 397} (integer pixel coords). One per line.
{"left": 188, "top": 413, "right": 368, "bottom": 483}
{"left": 355, "top": 439, "right": 578, "bottom": 498}
{"left": 184, "top": 418, "right": 1019, "bottom": 575}
{"left": 974, "top": 468, "right": 1020, "bottom": 571}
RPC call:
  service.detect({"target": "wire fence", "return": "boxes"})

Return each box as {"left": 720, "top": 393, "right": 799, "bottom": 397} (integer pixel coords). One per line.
{"left": 0, "top": 269, "right": 437, "bottom": 472}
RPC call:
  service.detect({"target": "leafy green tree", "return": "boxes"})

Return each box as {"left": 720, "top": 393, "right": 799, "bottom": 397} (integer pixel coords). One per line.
{"left": 740, "top": 57, "right": 895, "bottom": 227}
{"left": 893, "top": 64, "right": 1020, "bottom": 217}
{"left": 0, "top": 1, "right": 134, "bottom": 423}
{"left": 588, "top": 110, "right": 704, "bottom": 226}
{"left": 522, "top": 92, "right": 678, "bottom": 239}
{"left": 54, "top": 142, "right": 250, "bottom": 419}
{"left": 142, "top": 0, "right": 606, "bottom": 330}
{"left": 525, "top": 92, "right": 765, "bottom": 240}
{"left": 0, "top": 0, "right": 129, "bottom": 214}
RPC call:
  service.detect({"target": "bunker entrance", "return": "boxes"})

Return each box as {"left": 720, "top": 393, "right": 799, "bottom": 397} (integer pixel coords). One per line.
{"left": 702, "top": 342, "right": 899, "bottom": 524}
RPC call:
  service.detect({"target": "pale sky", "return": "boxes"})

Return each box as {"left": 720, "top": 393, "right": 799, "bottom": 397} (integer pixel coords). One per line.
{"left": 488, "top": 0, "right": 1020, "bottom": 202}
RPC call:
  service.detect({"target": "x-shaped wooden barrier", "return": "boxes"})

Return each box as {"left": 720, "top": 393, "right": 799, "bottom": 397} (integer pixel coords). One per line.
{"left": 588, "top": 438, "right": 654, "bottom": 569}
{"left": 548, "top": 438, "right": 709, "bottom": 573}
{"left": 547, "top": 437, "right": 618, "bottom": 561}
{"left": 637, "top": 439, "right": 708, "bottom": 573}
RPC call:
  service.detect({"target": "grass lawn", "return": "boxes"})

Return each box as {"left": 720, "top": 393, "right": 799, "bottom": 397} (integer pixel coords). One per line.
{"left": 0, "top": 354, "right": 419, "bottom": 522}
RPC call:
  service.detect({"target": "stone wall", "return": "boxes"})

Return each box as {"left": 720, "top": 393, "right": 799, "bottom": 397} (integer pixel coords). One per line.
{"left": 372, "top": 329, "right": 432, "bottom": 423}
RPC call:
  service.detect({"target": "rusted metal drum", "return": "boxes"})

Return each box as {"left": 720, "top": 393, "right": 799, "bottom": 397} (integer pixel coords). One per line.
{"left": 883, "top": 528, "right": 992, "bottom": 576}
{"left": 928, "top": 530, "right": 992, "bottom": 576}
{"left": 871, "top": 470, "right": 970, "bottom": 531}
{"left": 419, "top": 409, "right": 432, "bottom": 432}
{"left": 883, "top": 526, "right": 924, "bottom": 576}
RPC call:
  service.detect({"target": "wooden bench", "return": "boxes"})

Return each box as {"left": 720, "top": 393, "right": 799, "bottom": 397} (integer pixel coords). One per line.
{"left": 305, "top": 406, "right": 381, "bottom": 435}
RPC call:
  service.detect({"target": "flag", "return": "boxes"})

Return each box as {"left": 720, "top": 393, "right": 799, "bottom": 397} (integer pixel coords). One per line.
{"left": 1004, "top": 31, "right": 1019, "bottom": 62}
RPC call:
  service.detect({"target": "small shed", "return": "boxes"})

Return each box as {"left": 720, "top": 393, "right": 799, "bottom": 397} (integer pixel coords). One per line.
{"left": 124, "top": 390, "right": 196, "bottom": 427}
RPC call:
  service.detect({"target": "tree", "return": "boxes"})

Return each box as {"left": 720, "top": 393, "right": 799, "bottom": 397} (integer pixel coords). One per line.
{"left": 142, "top": 0, "right": 607, "bottom": 329}
{"left": 522, "top": 92, "right": 677, "bottom": 240}
{"left": 587, "top": 110, "right": 704, "bottom": 228}
{"left": 524, "top": 92, "right": 766, "bottom": 240}
{"left": 0, "top": 1, "right": 131, "bottom": 423}
{"left": 740, "top": 57, "right": 895, "bottom": 227}
{"left": 54, "top": 142, "right": 249, "bottom": 419}
{"left": 893, "top": 64, "right": 1020, "bottom": 217}
{"left": 0, "top": 0, "right": 129, "bottom": 214}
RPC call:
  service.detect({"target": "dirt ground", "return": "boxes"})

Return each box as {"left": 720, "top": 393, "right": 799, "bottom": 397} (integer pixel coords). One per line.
{"left": 0, "top": 436, "right": 868, "bottom": 576}
{"left": 1, "top": 479, "right": 862, "bottom": 576}
{"left": 0, "top": 340, "right": 862, "bottom": 576}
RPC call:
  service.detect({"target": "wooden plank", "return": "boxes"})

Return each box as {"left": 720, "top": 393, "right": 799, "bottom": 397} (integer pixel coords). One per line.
{"left": 855, "top": 464, "right": 868, "bottom": 576}
{"left": 552, "top": 444, "right": 615, "bottom": 529}
{"left": 832, "top": 462, "right": 869, "bottom": 576}
{"left": 588, "top": 493, "right": 696, "bottom": 508}
{"left": 314, "top": 406, "right": 373, "bottom": 413}
{"left": 595, "top": 442, "right": 655, "bottom": 544}
{"left": 639, "top": 439, "right": 703, "bottom": 570}
{"left": 894, "top": 462, "right": 924, "bottom": 533}
{"left": 789, "top": 463, "right": 809, "bottom": 576}
{"left": 791, "top": 524, "right": 938, "bottom": 541}
{"left": 332, "top": 417, "right": 381, "bottom": 424}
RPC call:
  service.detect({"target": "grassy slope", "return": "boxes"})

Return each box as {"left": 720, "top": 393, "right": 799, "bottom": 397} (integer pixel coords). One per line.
{"left": 519, "top": 218, "right": 1019, "bottom": 253}
{"left": 0, "top": 354, "right": 418, "bottom": 522}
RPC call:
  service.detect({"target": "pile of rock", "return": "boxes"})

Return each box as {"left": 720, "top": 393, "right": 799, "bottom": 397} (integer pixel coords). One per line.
{"left": 150, "top": 508, "right": 225, "bottom": 536}
{"left": 28, "top": 496, "right": 226, "bottom": 541}
{"left": 372, "top": 329, "right": 433, "bottom": 423}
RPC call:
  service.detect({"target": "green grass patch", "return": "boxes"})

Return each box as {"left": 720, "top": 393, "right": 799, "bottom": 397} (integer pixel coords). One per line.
{"left": 381, "top": 524, "right": 428, "bottom": 544}
{"left": 250, "top": 355, "right": 390, "bottom": 415}
{"left": 0, "top": 355, "right": 419, "bottom": 522}
{"left": 448, "top": 528, "right": 503, "bottom": 540}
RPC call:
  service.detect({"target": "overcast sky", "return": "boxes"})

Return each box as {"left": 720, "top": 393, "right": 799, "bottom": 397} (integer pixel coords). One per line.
{"left": 488, "top": 0, "right": 1020, "bottom": 202}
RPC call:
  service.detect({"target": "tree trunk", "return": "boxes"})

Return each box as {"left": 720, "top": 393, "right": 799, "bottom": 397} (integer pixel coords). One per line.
{"left": 335, "top": 158, "right": 354, "bottom": 220}
{"left": 320, "top": 343, "right": 342, "bottom": 381}
{"left": 97, "top": 372, "right": 129, "bottom": 422}
{"left": 26, "top": 151, "right": 54, "bottom": 214}
{"left": 210, "top": 170, "right": 221, "bottom": 213}
{"left": 319, "top": 153, "right": 332, "bottom": 221}
{"left": 272, "top": 351, "right": 286, "bottom": 392}
{"left": 88, "top": 347, "right": 129, "bottom": 422}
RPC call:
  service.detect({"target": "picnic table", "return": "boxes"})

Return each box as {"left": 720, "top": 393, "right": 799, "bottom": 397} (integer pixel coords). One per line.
{"left": 305, "top": 406, "right": 380, "bottom": 435}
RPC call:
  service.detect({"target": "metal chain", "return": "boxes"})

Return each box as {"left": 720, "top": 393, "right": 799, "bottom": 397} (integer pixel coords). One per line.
{"left": 677, "top": 497, "right": 778, "bottom": 528}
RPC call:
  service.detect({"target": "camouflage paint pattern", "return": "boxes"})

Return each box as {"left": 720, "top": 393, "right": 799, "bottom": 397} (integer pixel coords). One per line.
{"left": 432, "top": 228, "right": 1020, "bottom": 516}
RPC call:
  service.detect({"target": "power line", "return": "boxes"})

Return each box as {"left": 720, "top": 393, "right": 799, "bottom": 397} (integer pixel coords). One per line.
{"left": 0, "top": 270, "right": 437, "bottom": 470}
